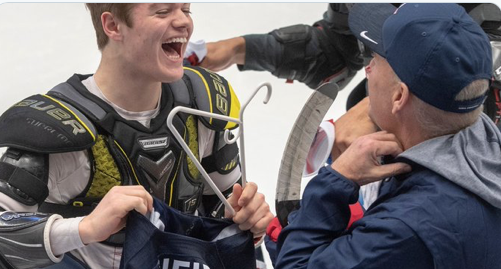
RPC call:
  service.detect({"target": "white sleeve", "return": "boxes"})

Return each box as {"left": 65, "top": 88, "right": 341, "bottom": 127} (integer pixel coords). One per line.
{"left": 49, "top": 217, "right": 85, "bottom": 256}
{"left": 197, "top": 121, "right": 241, "bottom": 195}
{"left": 46, "top": 151, "right": 90, "bottom": 256}
{"left": 47, "top": 150, "right": 90, "bottom": 204}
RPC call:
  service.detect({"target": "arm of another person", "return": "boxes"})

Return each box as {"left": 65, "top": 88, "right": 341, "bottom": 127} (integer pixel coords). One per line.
{"left": 331, "top": 97, "right": 378, "bottom": 161}
{"left": 276, "top": 132, "right": 425, "bottom": 269}
{"left": 200, "top": 4, "right": 363, "bottom": 90}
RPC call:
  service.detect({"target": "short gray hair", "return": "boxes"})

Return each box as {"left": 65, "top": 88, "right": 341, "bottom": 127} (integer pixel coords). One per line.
{"left": 411, "top": 79, "right": 489, "bottom": 139}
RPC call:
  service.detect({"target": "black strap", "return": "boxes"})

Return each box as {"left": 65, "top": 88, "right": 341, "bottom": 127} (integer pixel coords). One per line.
{"left": 201, "top": 142, "right": 238, "bottom": 174}
{"left": 38, "top": 196, "right": 101, "bottom": 218}
{"left": 0, "top": 162, "right": 48, "bottom": 204}
{"left": 270, "top": 25, "right": 310, "bottom": 79}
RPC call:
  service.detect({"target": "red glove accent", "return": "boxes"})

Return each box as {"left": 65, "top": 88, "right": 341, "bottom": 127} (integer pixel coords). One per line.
{"left": 347, "top": 202, "right": 364, "bottom": 229}
{"left": 266, "top": 217, "right": 283, "bottom": 243}
{"left": 186, "top": 53, "right": 200, "bottom": 66}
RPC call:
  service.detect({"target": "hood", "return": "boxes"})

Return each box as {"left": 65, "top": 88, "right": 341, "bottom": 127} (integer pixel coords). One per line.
{"left": 399, "top": 113, "right": 501, "bottom": 208}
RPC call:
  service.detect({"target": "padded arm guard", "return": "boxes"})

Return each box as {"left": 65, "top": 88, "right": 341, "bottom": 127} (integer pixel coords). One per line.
{"left": 0, "top": 149, "right": 49, "bottom": 207}
{"left": 265, "top": 3, "right": 362, "bottom": 89}
{"left": 0, "top": 94, "right": 96, "bottom": 207}
{"left": 0, "top": 94, "right": 96, "bottom": 154}
{"left": 0, "top": 212, "right": 62, "bottom": 269}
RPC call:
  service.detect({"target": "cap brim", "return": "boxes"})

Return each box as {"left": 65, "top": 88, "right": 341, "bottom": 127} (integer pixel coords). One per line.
{"left": 349, "top": 3, "right": 396, "bottom": 57}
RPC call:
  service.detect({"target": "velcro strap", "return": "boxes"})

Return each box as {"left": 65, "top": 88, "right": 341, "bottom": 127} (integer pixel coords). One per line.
{"left": 0, "top": 162, "right": 48, "bottom": 204}
{"left": 201, "top": 143, "right": 239, "bottom": 174}
{"left": 39, "top": 197, "right": 101, "bottom": 218}
{"left": 270, "top": 25, "right": 310, "bottom": 77}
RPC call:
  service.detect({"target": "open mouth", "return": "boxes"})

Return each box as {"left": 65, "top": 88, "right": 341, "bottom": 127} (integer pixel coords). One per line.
{"left": 162, "top": 37, "right": 187, "bottom": 59}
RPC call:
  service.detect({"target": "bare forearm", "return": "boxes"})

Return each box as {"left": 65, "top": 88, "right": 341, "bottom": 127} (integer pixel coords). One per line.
{"left": 202, "top": 37, "right": 246, "bottom": 71}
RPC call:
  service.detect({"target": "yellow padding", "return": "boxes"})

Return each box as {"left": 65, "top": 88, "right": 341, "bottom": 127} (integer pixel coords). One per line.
{"left": 226, "top": 83, "right": 240, "bottom": 130}
{"left": 185, "top": 115, "right": 201, "bottom": 180}
{"left": 87, "top": 135, "right": 121, "bottom": 197}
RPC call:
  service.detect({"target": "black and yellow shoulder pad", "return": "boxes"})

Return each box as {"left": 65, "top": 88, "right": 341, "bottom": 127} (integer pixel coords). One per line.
{"left": 0, "top": 94, "right": 97, "bottom": 153}
{"left": 183, "top": 66, "right": 240, "bottom": 131}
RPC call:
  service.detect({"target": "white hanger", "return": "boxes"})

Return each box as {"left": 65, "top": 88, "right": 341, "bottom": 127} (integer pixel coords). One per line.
{"left": 167, "top": 82, "right": 272, "bottom": 217}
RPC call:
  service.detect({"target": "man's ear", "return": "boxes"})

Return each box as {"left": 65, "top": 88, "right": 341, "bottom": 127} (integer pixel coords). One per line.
{"left": 101, "top": 12, "right": 122, "bottom": 42}
{"left": 392, "top": 82, "right": 410, "bottom": 115}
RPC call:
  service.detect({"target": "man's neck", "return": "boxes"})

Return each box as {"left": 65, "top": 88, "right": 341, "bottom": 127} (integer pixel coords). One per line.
{"left": 93, "top": 60, "right": 162, "bottom": 112}
{"left": 393, "top": 119, "right": 429, "bottom": 151}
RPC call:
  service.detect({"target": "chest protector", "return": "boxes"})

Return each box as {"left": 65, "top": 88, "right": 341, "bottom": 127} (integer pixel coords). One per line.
{"left": 38, "top": 67, "right": 240, "bottom": 215}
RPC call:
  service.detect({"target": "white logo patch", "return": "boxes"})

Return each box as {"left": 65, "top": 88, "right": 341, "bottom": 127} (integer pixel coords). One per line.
{"left": 138, "top": 137, "right": 169, "bottom": 150}
{"left": 360, "top": 31, "right": 378, "bottom": 45}
{"left": 161, "top": 258, "right": 210, "bottom": 269}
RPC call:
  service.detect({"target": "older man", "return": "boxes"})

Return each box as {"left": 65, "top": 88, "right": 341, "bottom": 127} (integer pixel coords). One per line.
{"left": 276, "top": 3, "right": 501, "bottom": 269}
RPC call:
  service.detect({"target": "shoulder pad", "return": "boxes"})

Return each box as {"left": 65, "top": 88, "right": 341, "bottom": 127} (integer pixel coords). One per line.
{"left": 182, "top": 66, "right": 240, "bottom": 131}
{"left": 0, "top": 94, "right": 97, "bottom": 153}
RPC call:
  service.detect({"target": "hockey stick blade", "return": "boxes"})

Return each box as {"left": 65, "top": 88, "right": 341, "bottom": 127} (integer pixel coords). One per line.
{"left": 276, "top": 83, "right": 339, "bottom": 227}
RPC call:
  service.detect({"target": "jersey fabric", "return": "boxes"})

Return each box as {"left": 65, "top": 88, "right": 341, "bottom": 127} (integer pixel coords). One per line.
{"left": 120, "top": 198, "right": 255, "bottom": 269}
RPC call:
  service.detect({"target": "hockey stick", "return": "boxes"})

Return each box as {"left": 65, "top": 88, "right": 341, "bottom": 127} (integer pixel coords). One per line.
{"left": 275, "top": 82, "right": 339, "bottom": 227}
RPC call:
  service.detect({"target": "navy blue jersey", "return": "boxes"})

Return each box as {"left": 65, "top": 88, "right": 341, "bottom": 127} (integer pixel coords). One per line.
{"left": 120, "top": 198, "right": 256, "bottom": 269}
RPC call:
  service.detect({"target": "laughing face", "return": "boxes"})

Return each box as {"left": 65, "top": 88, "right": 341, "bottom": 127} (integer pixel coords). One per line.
{"left": 118, "top": 3, "right": 193, "bottom": 83}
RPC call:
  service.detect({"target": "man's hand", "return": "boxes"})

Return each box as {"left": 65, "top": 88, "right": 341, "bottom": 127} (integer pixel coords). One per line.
{"left": 225, "top": 182, "right": 274, "bottom": 238}
{"left": 78, "top": 186, "right": 153, "bottom": 245}
{"left": 199, "top": 37, "right": 246, "bottom": 71}
{"left": 331, "top": 97, "right": 378, "bottom": 160}
{"left": 332, "top": 131, "right": 412, "bottom": 186}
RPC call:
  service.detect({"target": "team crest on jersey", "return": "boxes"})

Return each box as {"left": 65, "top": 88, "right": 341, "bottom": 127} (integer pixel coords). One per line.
{"left": 160, "top": 258, "right": 210, "bottom": 269}
{"left": 138, "top": 136, "right": 169, "bottom": 150}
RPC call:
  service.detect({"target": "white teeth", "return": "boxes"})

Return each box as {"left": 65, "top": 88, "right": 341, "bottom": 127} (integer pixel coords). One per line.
{"left": 163, "top": 37, "right": 187, "bottom": 44}
{"left": 166, "top": 54, "right": 180, "bottom": 59}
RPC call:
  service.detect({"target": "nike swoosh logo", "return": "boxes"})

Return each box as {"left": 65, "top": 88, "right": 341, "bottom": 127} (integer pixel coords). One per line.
{"left": 360, "top": 31, "right": 378, "bottom": 45}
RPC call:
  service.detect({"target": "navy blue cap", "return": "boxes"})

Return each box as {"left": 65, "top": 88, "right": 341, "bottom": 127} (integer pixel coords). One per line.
{"left": 349, "top": 3, "right": 492, "bottom": 113}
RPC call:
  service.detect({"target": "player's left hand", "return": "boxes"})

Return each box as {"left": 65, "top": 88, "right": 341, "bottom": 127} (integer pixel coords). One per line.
{"left": 225, "top": 182, "right": 274, "bottom": 238}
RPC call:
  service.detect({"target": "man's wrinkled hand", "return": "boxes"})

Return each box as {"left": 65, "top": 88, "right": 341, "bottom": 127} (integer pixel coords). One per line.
{"left": 332, "top": 131, "right": 412, "bottom": 186}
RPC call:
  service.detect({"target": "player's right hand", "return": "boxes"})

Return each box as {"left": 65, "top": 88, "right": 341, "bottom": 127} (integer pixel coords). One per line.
{"left": 78, "top": 185, "right": 153, "bottom": 245}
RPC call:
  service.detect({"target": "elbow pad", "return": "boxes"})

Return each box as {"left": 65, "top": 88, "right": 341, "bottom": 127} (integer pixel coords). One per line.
{"left": 0, "top": 212, "right": 62, "bottom": 269}
{"left": 269, "top": 22, "right": 361, "bottom": 90}
{"left": 0, "top": 149, "right": 49, "bottom": 207}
